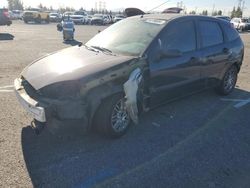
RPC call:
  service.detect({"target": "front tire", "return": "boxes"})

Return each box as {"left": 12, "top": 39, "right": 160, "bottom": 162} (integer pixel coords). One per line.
{"left": 217, "top": 65, "right": 238, "bottom": 95}
{"left": 93, "top": 93, "right": 131, "bottom": 138}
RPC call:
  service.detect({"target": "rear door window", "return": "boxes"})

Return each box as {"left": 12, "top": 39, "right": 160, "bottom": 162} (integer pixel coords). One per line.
{"left": 199, "top": 20, "right": 224, "bottom": 48}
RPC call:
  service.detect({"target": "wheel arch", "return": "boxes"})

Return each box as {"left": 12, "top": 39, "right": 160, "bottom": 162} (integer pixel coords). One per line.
{"left": 219, "top": 61, "right": 241, "bottom": 80}
{"left": 85, "top": 81, "right": 125, "bottom": 130}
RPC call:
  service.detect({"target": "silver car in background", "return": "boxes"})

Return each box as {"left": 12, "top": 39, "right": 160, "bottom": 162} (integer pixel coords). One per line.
{"left": 70, "top": 11, "right": 88, "bottom": 24}
{"left": 231, "top": 17, "right": 250, "bottom": 32}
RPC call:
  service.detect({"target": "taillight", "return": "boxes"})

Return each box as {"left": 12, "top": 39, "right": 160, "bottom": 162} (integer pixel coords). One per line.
{"left": 3, "top": 10, "right": 10, "bottom": 18}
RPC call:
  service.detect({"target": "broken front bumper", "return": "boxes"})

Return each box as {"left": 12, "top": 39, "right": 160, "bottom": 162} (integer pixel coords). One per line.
{"left": 14, "top": 78, "right": 89, "bottom": 126}
{"left": 14, "top": 78, "right": 46, "bottom": 122}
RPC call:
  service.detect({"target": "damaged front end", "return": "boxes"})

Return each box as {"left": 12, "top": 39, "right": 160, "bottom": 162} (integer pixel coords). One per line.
{"left": 14, "top": 77, "right": 89, "bottom": 133}
{"left": 15, "top": 54, "right": 149, "bottom": 134}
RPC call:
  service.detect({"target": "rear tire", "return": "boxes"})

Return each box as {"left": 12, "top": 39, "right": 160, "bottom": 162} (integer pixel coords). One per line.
{"left": 217, "top": 65, "right": 238, "bottom": 95}
{"left": 93, "top": 93, "right": 131, "bottom": 138}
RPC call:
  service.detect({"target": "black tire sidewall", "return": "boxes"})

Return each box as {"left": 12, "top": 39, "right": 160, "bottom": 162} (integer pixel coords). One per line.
{"left": 93, "top": 93, "right": 131, "bottom": 138}
{"left": 220, "top": 65, "right": 238, "bottom": 95}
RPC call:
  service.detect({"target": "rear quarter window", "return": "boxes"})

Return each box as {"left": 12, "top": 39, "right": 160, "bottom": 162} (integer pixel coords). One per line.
{"left": 199, "top": 20, "right": 224, "bottom": 48}
{"left": 221, "top": 22, "right": 239, "bottom": 42}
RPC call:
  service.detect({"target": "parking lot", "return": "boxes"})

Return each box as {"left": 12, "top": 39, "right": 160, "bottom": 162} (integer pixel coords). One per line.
{"left": 0, "top": 20, "right": 250, "bottom": 187}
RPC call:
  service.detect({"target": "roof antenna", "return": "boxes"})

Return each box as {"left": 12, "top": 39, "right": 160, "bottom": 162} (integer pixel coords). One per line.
{"left": 147, "top": 0, "right": 170, "bottom": 13}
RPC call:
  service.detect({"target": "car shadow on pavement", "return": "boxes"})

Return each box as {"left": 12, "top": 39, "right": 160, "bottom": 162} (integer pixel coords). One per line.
{"left": 0, "top": 33, "right": 14, "bottom": 40}
{"left": 21, "top": 88, "right": 250, "bottom": 187}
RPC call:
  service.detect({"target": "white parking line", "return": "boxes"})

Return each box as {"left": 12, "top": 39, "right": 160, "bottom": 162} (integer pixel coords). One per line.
{"left": 0, "top": 85, "right": 14, "bottom": 93}
{"left": 0, "top": 85, "right": 13, "bottom": 89}
{"left": 0, "top": 89, "right": 13, "bottom": 93}
{"left": 221, "top": 98, "right": 250, "bottom": 108}
{"left": 234, "top": 99, "right": 250, "bottom": 108}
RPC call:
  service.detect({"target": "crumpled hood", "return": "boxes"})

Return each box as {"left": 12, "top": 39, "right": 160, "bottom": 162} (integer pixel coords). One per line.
{"left": 21, "top": 46, "right": 134, "bottom": 90}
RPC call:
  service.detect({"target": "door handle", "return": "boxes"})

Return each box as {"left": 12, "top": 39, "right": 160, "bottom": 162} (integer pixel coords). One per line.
{"left": 223, "top": 48, "right": 232, "bottom": 55}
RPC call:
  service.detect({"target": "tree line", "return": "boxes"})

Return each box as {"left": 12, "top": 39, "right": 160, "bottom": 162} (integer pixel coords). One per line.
{"left": 6, "top": 0, "right": 245, "bottom": 18}
{"left": 6, "top": 0, "right": 24, "bottom": 10}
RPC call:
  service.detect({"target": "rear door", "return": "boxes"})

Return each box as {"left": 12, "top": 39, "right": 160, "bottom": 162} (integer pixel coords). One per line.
{"left": 148, "top": 19, "right": 203, "bottom": 106}
{"left": 198, "top": 19, "right": 230, "bottom": 87}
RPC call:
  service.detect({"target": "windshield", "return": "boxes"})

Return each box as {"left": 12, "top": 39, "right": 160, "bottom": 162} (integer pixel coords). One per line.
{"left": 86, "top": 17, "right": 166, "bottom": 56}
{"left": 50, "top": 13, "right": 58, "bottom": 16}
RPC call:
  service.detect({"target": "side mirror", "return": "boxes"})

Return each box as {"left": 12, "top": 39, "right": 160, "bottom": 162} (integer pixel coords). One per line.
{"left": 156, "top": 38, "right": 182, "bottom": 61}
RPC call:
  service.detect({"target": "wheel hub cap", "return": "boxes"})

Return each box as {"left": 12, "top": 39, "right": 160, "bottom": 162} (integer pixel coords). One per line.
{"left": 111, "top": 99, "right": 130, "bottom": 133}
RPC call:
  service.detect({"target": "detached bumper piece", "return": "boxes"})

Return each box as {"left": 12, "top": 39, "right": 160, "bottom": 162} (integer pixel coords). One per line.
{"left": 14, "top": 78, "right": 46, "bottom": 122}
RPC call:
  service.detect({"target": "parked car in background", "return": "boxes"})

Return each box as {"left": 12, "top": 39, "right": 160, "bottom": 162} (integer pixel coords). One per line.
{"left": 0, "top": 8, "right": 12, "bottom": 26}
{"left": 8, "top": 11, "right": 14, "bottom": 20}
{"left": 91, "top": 14, "right": 105, "bottom": 25}
{"left": 70, "top": 11, "right": 88, "bottom": 24}
{"left": 63, "top": 11, "right": 73, "bottom": 19}
{"left": 231, "top": 17, "right": 250, "bottom": 32}
{"left": 86, "top": 15, "right": 92, "bottom": 24}
{"left": 114, "top": 14, "right": 125, "bottom": 22}
{"left": 49, "top": 12, "right": 62, "bottom": 22}
{"left": 14, "top": 14, "right": 244, "bottom": 138}
{"left": 23, "top": 9, "right": 50, "bottom": 23}
{"left": 11, "top": 10, "right": 23, "bottom": 20}
{"left": 215, "top": 16, "right": 231, "bottom": 22}
{"left": 103, "top": 15, "right": 112, "bottom": 24}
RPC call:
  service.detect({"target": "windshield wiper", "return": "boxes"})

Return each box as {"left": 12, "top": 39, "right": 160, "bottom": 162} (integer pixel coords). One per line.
{"left": 84, "top": 44, "right": 99, "bottom": 52}
{"left": 91, "top": 46, "right": 113, "bottom": 54}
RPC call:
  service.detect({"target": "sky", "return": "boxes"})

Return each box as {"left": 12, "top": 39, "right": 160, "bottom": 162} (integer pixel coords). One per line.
{"left": 1, "top": 0, "right": 249, "bottom": 16}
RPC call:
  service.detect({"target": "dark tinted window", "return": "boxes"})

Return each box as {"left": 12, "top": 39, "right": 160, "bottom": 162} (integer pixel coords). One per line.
{"left": 199, "top": 21, "right": 223, "bottom": 48}
{"left": 162, "top": 20, "right": 196, "bottom": 53}
{"left": 222, "top": 22, "right": 239, "bottom": 41}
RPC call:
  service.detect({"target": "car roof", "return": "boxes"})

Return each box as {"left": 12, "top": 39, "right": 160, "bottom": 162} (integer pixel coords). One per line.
{"left": 141, "top": 14, "right": 217, "bottom": 21}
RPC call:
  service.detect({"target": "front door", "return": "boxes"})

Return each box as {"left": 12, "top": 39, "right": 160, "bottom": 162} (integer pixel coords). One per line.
{"left": 148, "top": 19, "right": 203, "bottom": 107}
